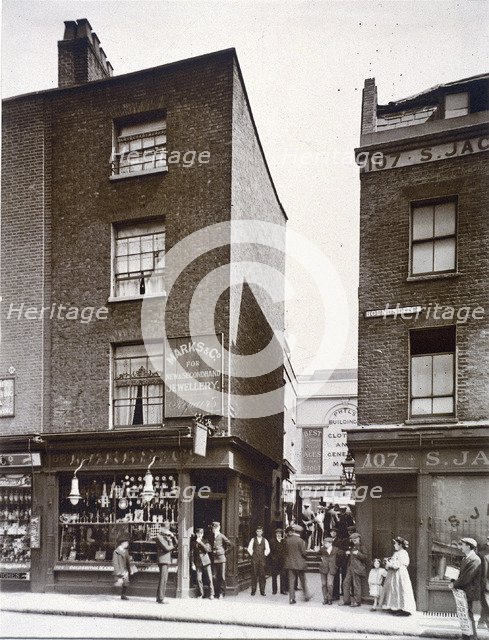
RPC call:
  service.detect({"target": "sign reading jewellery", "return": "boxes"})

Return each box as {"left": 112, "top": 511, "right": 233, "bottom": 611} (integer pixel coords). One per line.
{"left": 164, "top": 334, "right": 223, "bottom": 418}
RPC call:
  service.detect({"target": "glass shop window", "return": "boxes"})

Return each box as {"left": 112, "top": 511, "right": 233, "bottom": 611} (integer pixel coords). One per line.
{"left": 58, "top": 472, "right": 178, "bottom": 563}
{"left": 238, "top": 478, "right": 252, "bottom": 564}
{"left": 0, "top": 474, "right": 32, "bottom": 565}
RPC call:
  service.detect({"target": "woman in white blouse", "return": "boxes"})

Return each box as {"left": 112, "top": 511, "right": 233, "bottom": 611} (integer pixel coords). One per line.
{"left": 380, "top": 536, "right": 416, "bottom": 616}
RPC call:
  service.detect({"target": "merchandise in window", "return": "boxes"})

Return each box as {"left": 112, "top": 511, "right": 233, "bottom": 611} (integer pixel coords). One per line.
{"left": 113, "top": 220, "right": 165, "bottom": 299}
{"left": 238, "top": 478, "right": 252, "bottom": 563}
{"left": 112, "top": 117, "right": 167, "bottom": 176}
{"left": 410, "top": 326, "right": 455, "bottom": 417}
{"left": 113, "top": 344, "right": 164, "bottom": 427}
{"left": 58, "top": 472, "right": 178, "bottom": 563}
{"left": 0, "top": 475, "right": 32, "bottom": 565}
{"left": 411, "top": 200, "right": 456, "bottom": 275}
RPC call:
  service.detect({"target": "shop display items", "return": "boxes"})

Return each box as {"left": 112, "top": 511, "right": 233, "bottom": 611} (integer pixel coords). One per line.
{"left": 0, "top": 480, "right": 32, "bottom": 564}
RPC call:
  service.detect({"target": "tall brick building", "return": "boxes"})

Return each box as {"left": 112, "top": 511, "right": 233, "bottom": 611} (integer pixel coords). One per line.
{"left": 0, "top": 20, "right": 286, "bottom": 595}
{"left": 349, "top": 74, "right": 489, "bottom": 612}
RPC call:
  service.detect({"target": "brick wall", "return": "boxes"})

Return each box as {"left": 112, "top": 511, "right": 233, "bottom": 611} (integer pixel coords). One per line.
{"left": 358, "top": 153, "right": 489, "bottom": 425}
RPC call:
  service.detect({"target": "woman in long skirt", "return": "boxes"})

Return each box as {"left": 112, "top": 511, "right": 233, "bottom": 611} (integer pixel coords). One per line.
{"left": 380, "top": 536, "right": 416, "bottom": 616}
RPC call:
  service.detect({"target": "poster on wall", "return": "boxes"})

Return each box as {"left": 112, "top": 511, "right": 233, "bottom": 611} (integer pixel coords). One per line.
{"left": 164, "top": 335, "right": 223, "bottom": 418}
{"left": 323, "top": 405, "right": 357, "bottom": 476}
{"left": 302, "top": 428, "right": 323, "bottom": 474}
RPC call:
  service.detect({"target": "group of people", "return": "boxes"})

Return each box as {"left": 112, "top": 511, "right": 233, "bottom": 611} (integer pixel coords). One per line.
{"left": 301, "top": 503, "right": 355, "bottom": 551}
{"left": 112, "top": 520, "right": 232, "bottom": 603}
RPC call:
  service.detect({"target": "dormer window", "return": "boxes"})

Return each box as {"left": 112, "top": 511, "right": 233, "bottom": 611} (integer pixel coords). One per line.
{"left": 444, "top": 92, "right": 469, "bottom": 119}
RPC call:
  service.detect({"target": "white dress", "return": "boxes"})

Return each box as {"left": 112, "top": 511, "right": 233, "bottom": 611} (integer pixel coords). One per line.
{"left": 380, "top": 549, "right": 416, "bottom": 614}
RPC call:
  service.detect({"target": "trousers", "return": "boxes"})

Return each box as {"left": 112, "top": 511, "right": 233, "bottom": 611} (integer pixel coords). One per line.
{"left": 196, "top": 564, "right": 214, "bottom": 597}
{"left": 287, "top": 569, "right": 310, "bottom": 603}
{"left": 342, "top": 569, "right": 363, "bottom": 604}
{"left": 251, "top": 561, "right": 266, "bottom": 595}
{"left": 320, "top": 572, "right": 335, "bottom": 602}
{"left": 212, "top": 562, "right": 226, "bottom": 597}
{"left": 157, "top": 563, "right": 169, "bottom": 602}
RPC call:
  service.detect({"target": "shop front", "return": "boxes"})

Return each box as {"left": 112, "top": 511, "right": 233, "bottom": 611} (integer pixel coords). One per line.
{"left": 1, "top": 431, "right": 276, "bottom": 596}
{"left": 348, "top": 426, "right": 489, "bottom": 613}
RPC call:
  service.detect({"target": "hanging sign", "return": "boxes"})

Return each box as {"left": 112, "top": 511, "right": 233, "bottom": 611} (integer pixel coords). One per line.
{"left": 0, "top": 453, "right": 41, "bottom": 468}
{"left": 30, "top": 515, "right": 41, "bottom": 549}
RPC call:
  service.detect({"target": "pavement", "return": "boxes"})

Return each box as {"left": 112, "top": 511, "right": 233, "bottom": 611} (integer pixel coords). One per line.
{"left": 1, "top": 574, "right": 489, "bottom": 639}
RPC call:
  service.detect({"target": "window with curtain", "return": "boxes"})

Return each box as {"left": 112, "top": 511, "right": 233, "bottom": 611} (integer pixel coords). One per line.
{"left": 410, "top": 326, "right": 455, "bottom": 417}
{"left": 411, "top": 200, "right": 456, "bottom": 276}
{"left": 113, "top": 220, "right": 165, "bottom": 299}
{"left": 113, "top": 344, "right": 164, "bottom": 427}
{"left": 112, "top": 116, "right": 167, "bottom": 175}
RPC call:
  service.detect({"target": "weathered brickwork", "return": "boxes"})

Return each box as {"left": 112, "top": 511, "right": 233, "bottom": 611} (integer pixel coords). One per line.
{"left": 358, "top": 152, "right": 489, "bottom": 425}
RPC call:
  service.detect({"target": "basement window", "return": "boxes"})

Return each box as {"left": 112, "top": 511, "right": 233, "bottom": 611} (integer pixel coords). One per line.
{"left": 111, "top": 115, "right": 167, "bottom": 176}
{"left": 410, "top": 326, "right": 455, "bottom": 418}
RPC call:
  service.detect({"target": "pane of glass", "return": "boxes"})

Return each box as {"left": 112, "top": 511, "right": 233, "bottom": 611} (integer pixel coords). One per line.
{"left": 434, "top": 202, "right": 456, "bottom": 237}
{"left": 411, "top": 355, "right": 432, "bottom": 397}
{"left": 131, "top": 357, "right": 147, "bottom": 376}
{"left": 116, "top": 238, "right": 128, "bottom": 256}
{"left": 445, "top": 92, "right": 468, "bottom": 111}
{"left": 118, "top": 141, "right": 129, "bottom": 154}
{"left": 115, "top": 357, "right": 131, "bottom": 379}
{"left": 146, "top": 274, "right": 165, "bottom": 294}
{"left": 412, "top": 241, "right": 433, "bottom": 274}
{"left": 119, "top": 164, "right": 130, "bottom": 174}
{"left": 433, "top": 354, "right": 454, "bottom": 395}
{"left": 115, "top": 256, "right": 127, "bottom": 275}
{"left": 127, "top": 255, "right": 140, "bottom": 274}
{"left": 129, "top": 139, "right": 142, "bottom": 152}
{"left": 433, "top": 238, "right": 456, "bottom": 272}
{"left": 115, "top": 279, "right": 139, "bottom": 298}
{"left": 154, "top": 234, "right": 165, "bottom": 251}
{"left": 141, "top": 237, "right": 153, "bottom": 253}
{"left": 141, "top": 253, "right": 153, "bottom": 271}
{"left": 432, "top": 396, "right": 454, "bottom": 414}
{"left": 142, "top": 137, "right": 154, "bottom": 149}
{"left": 155, "top": 134, "right": 166, "bottom": 146}
{"left": 116, "top": 345, "right": 148, "bottom": 359}
{"left": 411, "top": 398, "right": 432, "bottom": 415}
{"left": 143, "top": 161, "right": 155, "bottom": 171}
{"left": 412, "top": 205, "right": 433, "bottom": 240}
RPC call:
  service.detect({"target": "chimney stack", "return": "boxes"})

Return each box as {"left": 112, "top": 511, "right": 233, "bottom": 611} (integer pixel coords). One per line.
{"left": 58, "top": 19, "right": 114, "bottom": 88}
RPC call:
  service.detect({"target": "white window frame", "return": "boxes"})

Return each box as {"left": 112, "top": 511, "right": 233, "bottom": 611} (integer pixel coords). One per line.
{"left": 110, "top": 114, "right": 168, "bottom": 179}
{"left": 410, "top": 198, "right": 457, "bottom": 277}
{"left": 109, "top": 219, "right": 166, "bottom": 302}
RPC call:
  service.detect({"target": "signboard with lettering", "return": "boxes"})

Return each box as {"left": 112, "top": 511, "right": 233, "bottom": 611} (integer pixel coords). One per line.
{"left": 358, "top": 134, "right": 489, "bottom": 173}
{"left": 357, "top": 448, "right": 489, "bottom": 472}
{"left": 364, "top": 306, "right": 423, "bottom": 319}
{"left": 0, "top": 474, "right": 32, "bottom": 487}
{"left": 0, "top": 379, "right": 14, "bottom": 417}
{"left": 324, "top": 406, "right": 357, "bottom": 476}
{"left": 0, "top": 453, "right": 40, "bottom": 468}
{"left": 0, "top": 571, "right": 30, "bottom": 580}
{"left": 165, "top": 335, "right": 223, "bottom": 418}
{"left": 30, "top": 515, "right": 41, "bottom": 549}
{"left": 302, "top": 428, "right": 323, "bottom": 474}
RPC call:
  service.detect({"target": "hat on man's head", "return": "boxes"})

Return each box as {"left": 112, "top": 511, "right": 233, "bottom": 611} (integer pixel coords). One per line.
{"left": 195, "top": 528, "right": 204, "bottom": 534}
{"left": 324, "top": 537, "right": 334, "bottom": 543}
{"left": 275, "top": 528, "right": 283, "bottom": 533}
{"left": 460, "top": 537, "right": 477, "bottom": 550}
{"left": 211, "top": 521, "right": 220, "bottom": 528}
{"left": 349, "top": 532, "right": 361, "bottom": 541}
{"left": 117, "top": 536, "right": 130, "bottom": 545}
{"left": 292, "top": 524, "right": 304, "bottom": 533}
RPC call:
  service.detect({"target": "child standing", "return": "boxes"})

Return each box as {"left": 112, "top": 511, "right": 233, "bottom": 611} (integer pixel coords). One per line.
{"left": 368, "top": 558, "right": 387, "bottom": 611}
{"left": 113, "top": 537, "right": 131, "bottom": 600}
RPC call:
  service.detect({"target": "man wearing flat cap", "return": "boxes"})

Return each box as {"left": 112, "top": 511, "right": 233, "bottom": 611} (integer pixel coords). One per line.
{"left": 283, "top": 524, "right": 311, "bottom": 604}
{"left": 318, "top": 537, "right": 338, "bottom": 604}
{"left": 210, "top": 521, "right": 232, "bottom": 599}
{"left": 449, "top": 537, "right": 481, "bottom": 640}
{"left": 269, "top": 528, "right": 287, "bottom": 595}
{"left": 341, "top": 532, "right": 368, "bottom": 607}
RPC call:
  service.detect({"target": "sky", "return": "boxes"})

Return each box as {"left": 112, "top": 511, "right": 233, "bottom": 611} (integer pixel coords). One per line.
{"left": 2, "top": 0, "right": 487, "bottom": 375}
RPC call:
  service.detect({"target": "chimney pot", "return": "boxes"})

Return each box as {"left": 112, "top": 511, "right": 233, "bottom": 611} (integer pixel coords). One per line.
{"left": 63, "top": 21, "right": 77, "bottom": 40}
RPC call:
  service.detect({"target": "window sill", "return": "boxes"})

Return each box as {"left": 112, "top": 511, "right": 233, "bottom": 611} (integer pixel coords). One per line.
{"left": 404, "top": 417, "right": 458, "bottom": 425}
{"left": 109, "top": 167, "right": 168, "bottom": 181}
{"left": 107, "top": 293, "right": 166, "bottom": 304}
{"left": 406, "top": 272, "right": 459, "bottom": 283}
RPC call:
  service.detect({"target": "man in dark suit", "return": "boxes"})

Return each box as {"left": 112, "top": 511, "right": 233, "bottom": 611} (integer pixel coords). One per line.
{"left": 331, "top": 527, "right": 348, "bottom": 600}
{"left": 269, "top": 528, "right": 287, "bottom": 595}
{"left": 191, "top": 528, "right": 214, "bottom": 599}
{"left": 340, "top": 532, "right": 368, "bottom": 607}
{"left": 210, "top": 521, "right": 232, "bottom": 599}
{"left": 318, "top": 536, "right": 338, "bottom": 604}
{"left": 154, "top": 520, "right": 177, "bottom": 604}
{"left": 450, "top": 537, "right": 481, "bottom": 640}
{"left": 283, "top": 524, "right": 311, "bottom": 604}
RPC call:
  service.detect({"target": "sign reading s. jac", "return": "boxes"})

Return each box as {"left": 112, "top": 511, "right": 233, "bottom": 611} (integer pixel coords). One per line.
{"left": 357, "top": 134, "right": 489, "bottom": 173}
{"left": 164, "top": 335, "right": 223, "bottom": 418}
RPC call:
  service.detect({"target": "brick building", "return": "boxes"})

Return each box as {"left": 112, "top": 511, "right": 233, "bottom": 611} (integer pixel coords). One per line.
{"left": 0, "top": 19, "right": 286, "bottom": 596}
{"left": 349, "top": 74, "right": 489, "bottom": 612}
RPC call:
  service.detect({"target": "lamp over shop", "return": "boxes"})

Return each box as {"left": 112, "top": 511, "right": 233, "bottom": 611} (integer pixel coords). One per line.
{"left": 141, "top": 456, "right": 157, "bottom": 503}
{"left": 341, "top": 451, "right": 355, "bottom": 484}
{"left": 68, "top": 459, "right": 88, "bottom": 506}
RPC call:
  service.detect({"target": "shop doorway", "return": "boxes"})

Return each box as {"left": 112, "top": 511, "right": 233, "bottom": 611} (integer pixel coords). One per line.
{"left": 372, "top": 496, "right": 417, "bottom": 589}
{"left": 194, "top": 498, "right": 224, "bottom": 539}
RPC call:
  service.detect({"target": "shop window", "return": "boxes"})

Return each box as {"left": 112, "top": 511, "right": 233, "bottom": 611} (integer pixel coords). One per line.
{"left": 410, "top": 326, "right": 455, "bottom": 417}
{"left": 0, "top": 379, "right": 14, "bottom": 417}
{"left": 444, "top": 92, "right": 469, "bottom": 119}
{"left": 113, "top": 344, "right": 164, "bottom": 428}
{"left": 238, "top": 478, "right": 252, "bottom": 564}
{"left": 429, "top": 475, "right": 488, "bottom": 581}
{"left": 111, "top": 115, "right": 167, "bottom": 176}
{"left": 0, "top": 474, "right": 32, "bottom": 566}
{"left": 58, "top": 472, "right": 178, "bottom": 563}
{"left": 411, "top": 200, "right": 456, "bottom": 276}
{"left": 112, "top": 220, "right": 165, "bottom": 299}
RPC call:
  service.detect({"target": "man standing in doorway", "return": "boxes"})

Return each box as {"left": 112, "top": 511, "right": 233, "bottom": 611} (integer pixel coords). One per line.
{"left": 340, "top": 532, "right": 368, "bottom": 607}
{"left": 449, "top": 537, "right": 481, "bottom": 640}
{"left": 283, "top": 524, "right": 311, "bottom": 604}
{"left": 247, "top": 526, "right": 270, "bottom": 596}
{"left": 154, "top": 520, "right": 177, "bottom": 604}
{"left": 210, "top": 521, "right": 232, "bottom": 599}
{"left": 191, "top": 528, "right": 214, "bottom": 600}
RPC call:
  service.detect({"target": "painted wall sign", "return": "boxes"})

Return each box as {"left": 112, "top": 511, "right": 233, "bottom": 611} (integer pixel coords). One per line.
{"left": 30, "top": 515, "right": 41, "bottom": 549}
{"left": 0, "top": 473, "right": 32, "bottom": 487}
{"left": 165, "top": 335, "right": 223, "bottom": 418}
{"left": 323, "top": 406, "right": 357, "bottom": 476}
{"left": 301, "top": 428, "right": 323, "bottom": 474}
{"left": 0, "top": 453, "right": 40, "bottom": 468}
{"left": 0, "top": 571, "right": 30, "bottom": 580}
{"left": 0, "top": 379, "right": 14, "bottom": 417}
{"left": 358, "top": 134, "right": 489, "bottom": 173}
{"left": 357, "top": 449, "right": 489, "bottom": 471}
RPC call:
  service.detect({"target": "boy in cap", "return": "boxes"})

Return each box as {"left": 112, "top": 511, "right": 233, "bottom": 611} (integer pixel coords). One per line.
{"left": 269, "top": 528, "right": 287, "bottom": 595}
{"left": 191, "top": 528, "right": 214, "bottom": 599}
{"left": 154, "top": 520, "right": 177, "bottom": 604}
{"left": 318, "top": 537, "right": 338, "bottom": 604}
{"left": 112, "top": 536, "right": 131, "bottom": 600}
{"left": 340, "top": 532, "right": 368, "bottom": 607}
{"left": 449, "top": 537, "right": 481, "bottom": 640}
{"left": 210, "top": 521, "right": 232, "bottom": 599}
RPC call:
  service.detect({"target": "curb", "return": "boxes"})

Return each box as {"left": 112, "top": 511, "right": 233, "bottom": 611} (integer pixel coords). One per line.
{"left": 0, "top": 606, "right": 460, "bottom": 638}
